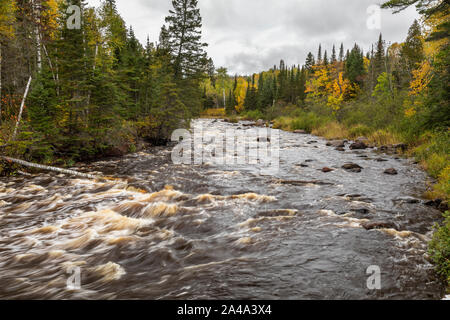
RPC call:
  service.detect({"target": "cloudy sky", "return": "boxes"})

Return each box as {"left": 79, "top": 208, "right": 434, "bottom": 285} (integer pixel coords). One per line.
{"left": 87, "top": 0, "right": 419, "bottom": 75}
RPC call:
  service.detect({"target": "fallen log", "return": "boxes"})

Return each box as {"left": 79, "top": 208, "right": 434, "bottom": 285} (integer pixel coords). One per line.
{"left": 1, "top": 156, "right": 99, "bottom": 179}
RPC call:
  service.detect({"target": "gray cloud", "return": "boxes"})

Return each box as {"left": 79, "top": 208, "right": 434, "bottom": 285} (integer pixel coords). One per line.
{"left": 87, "top": 0, "right": 419, "bottom": 74}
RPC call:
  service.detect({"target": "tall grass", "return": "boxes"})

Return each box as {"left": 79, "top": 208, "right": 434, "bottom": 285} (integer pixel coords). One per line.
{"left": 312, "top": 121, "right": 349, "bottom": 140}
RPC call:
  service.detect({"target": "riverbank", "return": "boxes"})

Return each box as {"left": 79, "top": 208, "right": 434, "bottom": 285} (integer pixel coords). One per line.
{"left": 218, "top": 109, "right": 449, "bottom": 291}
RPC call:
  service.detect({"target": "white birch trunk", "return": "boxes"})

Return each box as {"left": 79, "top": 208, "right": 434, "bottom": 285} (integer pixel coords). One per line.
{"left": 1, "top": 156, "right": 99, "bottom": 179}
{"left": 12, "top": 76, "right": 32, "bottom": 141}
{"left": 33, "top": 0, "right": 42, "bottom": 71}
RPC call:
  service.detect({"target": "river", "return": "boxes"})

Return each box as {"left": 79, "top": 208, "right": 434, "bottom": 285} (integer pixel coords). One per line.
{"left": 0, "top": 119, "right": 445, "bottom": 299}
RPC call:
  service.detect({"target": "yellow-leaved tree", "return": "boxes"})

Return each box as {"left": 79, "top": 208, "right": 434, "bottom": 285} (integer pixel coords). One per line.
{"left": 404, "top": 60, "right": 434, "bottom": 117}
{"left": 0, "top": 0, "right": 16, "bottom": 39}
{"left": 0, "top": 0, "right": 17, "bottom": 127}
{"left": 327, "top": 72, "right": 354, "bottom": 112}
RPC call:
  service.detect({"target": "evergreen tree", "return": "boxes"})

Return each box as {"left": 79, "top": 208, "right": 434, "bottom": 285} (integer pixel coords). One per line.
{"left": 305, "top": 52, "right": 315, "bottom": 71}
{"left": 339, "top": 43, "right": 344, "bottom": 62}
{"left": 317, "top": 44, "right": 322, "bottom": 64}
{"left": 297, "top": 67, "right": 307, "bottom": 105}
{"left": 163, "top": 0, "right": 208, "bottom": 79}
{"left": 345, "top": 44, "right": 365, "bottom": 85}
{"left": 402, "top": 19, "right": 425, "bottom": 71}
{"left": 331, "top": 45, "right": 337, "bottom": 63}
{"left": 373, "top": 33, "right": 385, "bottom": 78}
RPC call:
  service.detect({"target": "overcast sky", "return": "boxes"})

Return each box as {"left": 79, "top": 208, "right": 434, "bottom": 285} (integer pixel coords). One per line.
{"left": 86, "top": 0, "right": 419, "bottom": 75}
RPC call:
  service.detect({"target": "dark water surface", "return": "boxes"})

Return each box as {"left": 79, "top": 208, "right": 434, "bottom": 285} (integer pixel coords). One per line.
{"left": 0, "top": 119, "right": 445, "bottom": 299}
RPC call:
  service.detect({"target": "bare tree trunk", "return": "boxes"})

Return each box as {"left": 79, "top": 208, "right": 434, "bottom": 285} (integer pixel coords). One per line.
{"left": 1, "top": 156, "right": 99, "bottom": 179}
{"left": 12, "top": 76, "right": 32, "bottom": 141}
{"left": 42, "top": 43, "right": 57, "bottom": 87}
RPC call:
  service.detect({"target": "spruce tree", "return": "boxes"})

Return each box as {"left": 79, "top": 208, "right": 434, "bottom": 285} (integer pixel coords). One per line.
{"left": 317, "top": 44, "right": 322, "bottom": 65}
{"left": 339, "top": 43, "right": 344, "bottom": 62}
{"left": 305, "top": 52, "right": 315, "bottom": 71}
{"left": 163, "top": 0, "right": 208, "bottom": 79}
{"left": 402, "top": 19, "right": 424, "bottom": 71}
{"left": 331, "top": 45, "right": 337, "bottom": 63}
{"left": 345, "top": 44, "right": 365, "bottom": 85}
{"left": 373, "top": 33, "right": 385, "bottom": 78}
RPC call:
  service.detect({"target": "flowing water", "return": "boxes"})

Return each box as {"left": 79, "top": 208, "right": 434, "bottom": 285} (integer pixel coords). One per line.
{"left": 0, "top": 119, "right": 445, "bottom": 299}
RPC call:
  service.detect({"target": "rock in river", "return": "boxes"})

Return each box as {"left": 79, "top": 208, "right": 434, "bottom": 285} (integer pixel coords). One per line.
{"left": 256, "top": 119, "right": 266, "bottom": 127}
{"left": 326, "top": 140, "right": 346, "bottom": 148}
{"left": 362, "top": 221, "right": 398, "bottom": 231}
{"left": 384, "top": 168, "right": 398, "bottom": 175}
{"left": 349, "top": 141, "right": 368, "bottom": 150}
{"left": 342, "top": 163, "right": 363, "bottom": 173}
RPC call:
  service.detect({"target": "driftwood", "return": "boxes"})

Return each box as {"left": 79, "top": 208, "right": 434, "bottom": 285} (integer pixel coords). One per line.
{"left": 1, "top": 156, "right": 99, "bottom": 179}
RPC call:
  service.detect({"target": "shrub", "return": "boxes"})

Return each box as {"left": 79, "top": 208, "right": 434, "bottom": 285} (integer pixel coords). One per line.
{"left": 291, "top": 112, "right": 331, "bottom": 133}
{"left": 368, "top": 129, "right": 401, "bottom": 146}
{"left": 348, "top": 124, "right": 373, "bottom": 139}
{"left": 202, "top": 108, "right": 226, "bottom": 118}
{"left": 413, "top": 131, "right": 450, "bottom": 179}
{"left": 272, "top": 117, "right": 294, "bottom": 131}
{"left": 429, "top": 211, "right": 450, "bottom": 292}
{"left": 242, "top": 110, "right": 265, "bottom": 121}
{"left": 312, "top": 121, "right": 349, "bottom": 140}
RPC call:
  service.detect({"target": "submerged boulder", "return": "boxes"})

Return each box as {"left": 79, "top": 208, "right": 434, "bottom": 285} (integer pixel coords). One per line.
{"left": 362, "top": 221, "right": 397, "bottom": 231}
{"left": 384, "top": 168, "right": 398, "bottom": 175}
{"left": 256, "top": 119, "right": 266, "bottom": 127}
{"left": 342, "top": 163, "right": 363, "bottom": 173}
{"left": 326, "top": 140, "right": 346, "bottom": 148}
{"left": 349, "top": 141, "right": 368, "bottom": 150}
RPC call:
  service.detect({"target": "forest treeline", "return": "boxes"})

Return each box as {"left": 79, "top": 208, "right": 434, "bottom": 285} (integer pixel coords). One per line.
{"left": 0, "top": 0, "right": 209, "bottom": 163}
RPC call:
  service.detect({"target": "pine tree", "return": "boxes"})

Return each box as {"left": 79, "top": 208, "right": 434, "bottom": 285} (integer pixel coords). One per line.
{"left": 305, "top": 52, "right": 315, "bottom": 71}
{"left": 339, "top": 43, "right": 344, "bottom": 62}
{"left": 317, "top": 44, "right": 322, "bottom": 65}
{"left": 345, "top": 44, "right": 365, "bottom": 85}
{"left": 402, "top": 19, "right": 424, "bottom": 72}
{"left": 331, "top": 45, "right": 337, "bottom": 63}
{"left": 323, "top": 50, "right": 329, "bottom": 66}
{"left": 163, "top": 0, "right": 207, "bottom": 79}
{"left": 373, "top": 33, "right": 385, "bottom": 78}
{"left": 206, "top": 57, "right": 216, "bottom": 87}
{"left": 298, "top": 67, "right": 306, "bottom": 104}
